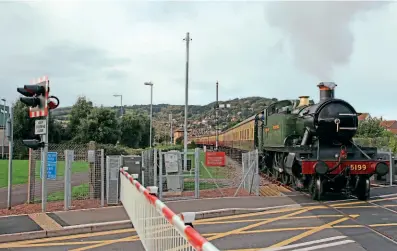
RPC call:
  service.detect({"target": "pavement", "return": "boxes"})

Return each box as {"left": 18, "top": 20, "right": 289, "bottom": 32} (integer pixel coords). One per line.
{"left": 1, "top": 186, "right": 397, "bottom": 250}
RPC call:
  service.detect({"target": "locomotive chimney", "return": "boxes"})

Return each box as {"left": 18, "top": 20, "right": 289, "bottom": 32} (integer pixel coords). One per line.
{"left": 317, "top": 82, "right": 337, "bottom": 101}
{"left": 297, "top": 96, "right": 310, "bottom": 107}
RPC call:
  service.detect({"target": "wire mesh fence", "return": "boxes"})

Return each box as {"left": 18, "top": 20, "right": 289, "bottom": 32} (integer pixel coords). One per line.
{"left": 27, "top": 143, "right": 104, "bottom": 209}
{"left": 236, "top": 149, "right": 259, "bottom": 196}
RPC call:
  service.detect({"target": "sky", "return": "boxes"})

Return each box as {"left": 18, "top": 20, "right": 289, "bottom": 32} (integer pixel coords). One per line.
{"left": 1, "top": 1, "right": 397, "bottom": 119}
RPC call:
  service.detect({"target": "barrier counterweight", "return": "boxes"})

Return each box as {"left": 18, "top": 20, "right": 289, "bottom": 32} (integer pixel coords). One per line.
{"left": 119, "top": 169, "right": 219, "bottom": 251}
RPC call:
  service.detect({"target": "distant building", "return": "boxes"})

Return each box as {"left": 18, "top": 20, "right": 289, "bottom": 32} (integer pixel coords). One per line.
{"left": 173, "top": 127, "right": 192, "bottom": 144}
{"left": 380, "top": 120, "right": 397, "bottom": 135}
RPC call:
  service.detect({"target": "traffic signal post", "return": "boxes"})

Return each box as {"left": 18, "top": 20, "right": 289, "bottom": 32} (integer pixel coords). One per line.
{"left": 17, "top": 76, "right": 59, "bottom": 212}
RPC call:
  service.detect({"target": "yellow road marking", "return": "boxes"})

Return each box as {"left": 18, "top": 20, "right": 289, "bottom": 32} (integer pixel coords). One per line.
{"left": 267, "top": 215, "right": 357, "bottom": 248}
{"left": 195, "top": 206, "right": 304, "bottom": 223}
{"left": 1, "top": 238, "right": 139, "bottom": 248}
{"left": 0, "top": 228, "right": 136, "bottom": 248}
{"left": 197, "top": 214, "right": 344, "bottom": 225}
{"left": 69, "top": 236, "right": 138, "bottom": 251}
{"left": 28, "top": 213, "right": 62, "bottom": 231}
{"left": 206, "top": 207, "right": 318, "bottom": 242}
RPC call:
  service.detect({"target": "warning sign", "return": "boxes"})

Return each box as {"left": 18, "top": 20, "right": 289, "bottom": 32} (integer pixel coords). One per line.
{"left": 205, "top": 151, "right": 226, "bottom": 167}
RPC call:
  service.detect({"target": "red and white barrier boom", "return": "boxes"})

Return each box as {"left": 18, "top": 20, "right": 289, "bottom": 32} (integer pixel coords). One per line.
{"left": 119, "top": 169, "right": 220, "bottom": 251}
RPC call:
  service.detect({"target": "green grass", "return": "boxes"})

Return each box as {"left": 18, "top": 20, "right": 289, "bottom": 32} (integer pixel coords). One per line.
{"left": 183, "top": 181, "right": 221, "bottom": 191}
{"left": 47, "top": 183, "right": 89, "bottom": 202}
{"left": 0, "top": 160, "right": 89, "bottom": 188}
{"left": 183, "top": 152, "right": 228, "bottom": 179}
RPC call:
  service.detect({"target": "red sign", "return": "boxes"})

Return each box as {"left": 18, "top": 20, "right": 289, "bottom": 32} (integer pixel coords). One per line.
{"left": 205, "top": 151, "right": 226, "bottom": 167}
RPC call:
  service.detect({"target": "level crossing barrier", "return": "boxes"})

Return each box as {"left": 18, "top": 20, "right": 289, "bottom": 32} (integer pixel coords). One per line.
{"left": 119, "top": 168, "right": 220, "bottom": 251}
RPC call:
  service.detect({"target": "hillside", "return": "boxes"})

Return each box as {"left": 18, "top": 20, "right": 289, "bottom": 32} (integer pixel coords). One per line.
{"left": 51, "top": 96, "right": 278, "bottom": 140}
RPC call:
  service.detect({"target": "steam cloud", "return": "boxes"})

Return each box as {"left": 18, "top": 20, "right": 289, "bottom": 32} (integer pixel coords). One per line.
{"left": 264, "top": 1, "right": 387, "bottom": 80}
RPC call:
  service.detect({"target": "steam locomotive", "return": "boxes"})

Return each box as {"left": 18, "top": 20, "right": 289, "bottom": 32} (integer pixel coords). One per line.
{"left": 192, "top": 82, "right": 389, "bottom": 200}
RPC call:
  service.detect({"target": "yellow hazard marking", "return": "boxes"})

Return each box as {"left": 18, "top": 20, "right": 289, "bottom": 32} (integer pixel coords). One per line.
{"left": 197, "top": 214, "right": 344, "bottom": 225}
{"left": 28, "top": 213, "right": 62, "bottom": 231}
{"left": 259, "top": 185, "right": 291, "bottom": 196}
{"left": 195, "top": 206, "right": 304, "bottom": 223}
{"left": 69, "top": 235, "right": 139, "bottom": 251}
{"left": 206, "top": 207, "right": 318, "bottom": 242}
{"left": 267, "top": 215, "right": 358, "bottom": 248}
{"left": 0, "top": 228, "right": 136, "bottom": 248}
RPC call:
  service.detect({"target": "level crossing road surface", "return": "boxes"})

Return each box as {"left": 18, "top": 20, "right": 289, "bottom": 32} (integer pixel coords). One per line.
{"left": 2, "top": 186, "right": 397, "bottom": 251}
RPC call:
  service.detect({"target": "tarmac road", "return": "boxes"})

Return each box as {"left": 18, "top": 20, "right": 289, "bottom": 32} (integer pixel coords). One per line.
{"left": 3, "top": 190, "right": 397, "bottom": 251}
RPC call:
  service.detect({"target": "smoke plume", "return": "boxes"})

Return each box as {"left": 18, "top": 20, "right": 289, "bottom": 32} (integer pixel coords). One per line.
{"left": 264, "top": 1, "right": 387, "bottom": 80}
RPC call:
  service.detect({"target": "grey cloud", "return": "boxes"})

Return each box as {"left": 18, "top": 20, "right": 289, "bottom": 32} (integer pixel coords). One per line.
{"left": 2, "top": 41, "right": 130, "bottom": 80}
{"left": 264, "top": 1, "right": 389, "bottom": 80}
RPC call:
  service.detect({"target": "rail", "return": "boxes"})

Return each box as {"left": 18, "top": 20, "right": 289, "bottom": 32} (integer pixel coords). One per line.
{"left": 119, "top": 169, "right": 220, "bottom": 251}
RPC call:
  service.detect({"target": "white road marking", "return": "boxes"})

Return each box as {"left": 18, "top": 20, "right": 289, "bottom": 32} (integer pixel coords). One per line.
{"left": 291, "top": 240, "right": 356, "bottom": 251}
{"left": 377, "top": 193, "right": 397, "bottom": 198}
{"left": 259, "top": 236, "right": 349, "bottom": 251}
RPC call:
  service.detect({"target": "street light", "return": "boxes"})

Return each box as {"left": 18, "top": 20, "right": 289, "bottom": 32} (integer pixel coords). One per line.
{"left": 113, "top": 94, "right": 123, "bottom": 117}
{"left": 1, "top": 98, "right": 6, "bottom": 159}
{"left": 144, "top": 82, "right": 153, "bottom": 148}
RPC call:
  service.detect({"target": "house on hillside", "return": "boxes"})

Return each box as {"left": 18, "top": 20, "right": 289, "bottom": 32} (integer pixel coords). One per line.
{"left": 380, "top": 120, "right": 397, "bottom": 135}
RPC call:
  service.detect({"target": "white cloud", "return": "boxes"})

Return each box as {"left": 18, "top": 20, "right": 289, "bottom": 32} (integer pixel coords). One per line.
{"left": 0, "top": 1, "right": 396, "bottom": 119}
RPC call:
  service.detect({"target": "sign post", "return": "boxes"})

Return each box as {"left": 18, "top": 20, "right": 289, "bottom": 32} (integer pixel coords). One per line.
{"left": 16, "top": 76, "right": 59, "bottom": 212}
{"left": 35, "top": 120, "right": 47, "bottom": 135}
{"left": 6, "top": 106, "right": 13, "bottom": 210}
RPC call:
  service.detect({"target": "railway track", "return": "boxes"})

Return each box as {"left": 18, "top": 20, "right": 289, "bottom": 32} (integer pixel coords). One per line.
{"left": 228, "top": 153, "right": 397, "bottom": 246}
{"left": 258, "top": 165, "right": 397, "bottom": 246}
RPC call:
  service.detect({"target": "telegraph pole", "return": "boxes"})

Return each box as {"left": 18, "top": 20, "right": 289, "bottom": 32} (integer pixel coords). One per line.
{"left": 215, "top": 81, "right": 219, "bottom": 151}
{"left": 169, "top": 114, "right": 173, "bottom": 145}
{"left": 183, "top": 32, "right": 191, "bottom": 171}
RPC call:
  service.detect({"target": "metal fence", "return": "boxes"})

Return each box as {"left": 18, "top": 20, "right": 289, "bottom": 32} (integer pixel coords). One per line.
{"left": 135, "top": 148, "right": 261, "bottom": 201}
{"left": 119, "top": 169, "right": 220, "bottom": 251}
{"left": 28, "top": 144, "right": 105, "bottom": 210}
{"left": 0, "top": 142, "right": 107, "bottom": 211}
{"left": 235, "top": 149, "right": 259, "bottom": 196}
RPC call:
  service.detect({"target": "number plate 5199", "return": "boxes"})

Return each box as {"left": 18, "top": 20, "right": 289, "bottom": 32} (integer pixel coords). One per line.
{"left": 350, "top": 164, "right": 367, "bottom": 171}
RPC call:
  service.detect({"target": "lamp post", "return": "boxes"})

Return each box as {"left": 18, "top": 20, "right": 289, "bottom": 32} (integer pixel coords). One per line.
{"left": 169, "top": 114, "right": 173, "bottom": 145}
{"left": 1, "top": 98, "right": 6, "bottom": 159}
{"left": 113, "top": 94, "right": 123, "bottom": 117}
{"left": 144, "top": 82, "right": 153, "bottom": 148}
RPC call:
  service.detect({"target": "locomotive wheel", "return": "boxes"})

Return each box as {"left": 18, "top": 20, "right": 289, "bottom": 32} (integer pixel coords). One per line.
{"left": 272, "top": 153, "right": 284, "bottom": 181}
{"left": 356, "top": 177, "right": 370, "bottom": 201}
{"left": 310, "top": 177, "right": 323, "bottom": 201}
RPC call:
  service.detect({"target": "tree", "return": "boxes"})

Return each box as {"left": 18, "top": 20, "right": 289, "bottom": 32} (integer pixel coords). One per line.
{"left": 12, "top": 100, "right": 36, "bottom": 140}
{"left": 175, "top": 136, "right": 183, "bottom": 145}
{"left": 356, "top": 116, "right": 387, "bottom": 138}
{"left": 68, "top": 96, "right": 93, "bottom": 141}
{"left": 119, "top": 113, "right": 145, "bottom": 148}
{"left": 138, "top": 114, "right": 155, "bottom": 148}
{"left": 74, "top": 107, "right": 120, "bottom": 144}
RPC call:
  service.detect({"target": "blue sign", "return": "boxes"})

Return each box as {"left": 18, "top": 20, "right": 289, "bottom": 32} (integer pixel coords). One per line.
{"left": 40, "top": 152, "right": 57, "bottom": 180}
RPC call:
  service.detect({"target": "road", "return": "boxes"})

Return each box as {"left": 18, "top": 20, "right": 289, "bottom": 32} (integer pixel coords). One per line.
{"left": 2, "top": 187, "right": 397, "bottom": 251}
